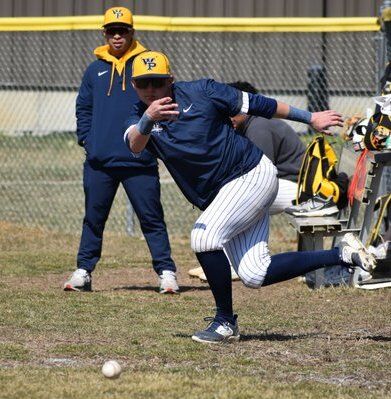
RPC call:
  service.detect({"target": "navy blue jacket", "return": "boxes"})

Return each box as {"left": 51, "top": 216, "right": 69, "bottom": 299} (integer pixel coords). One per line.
{"left": 76, "top": 44, "right": 156, "bottom": 169}
{"left": 126, "top": 79, "right": 277, "bottom": 210}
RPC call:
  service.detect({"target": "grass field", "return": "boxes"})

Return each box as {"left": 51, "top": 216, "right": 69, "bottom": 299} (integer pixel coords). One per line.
{"left": 0, "top": 221, "right": 390, "bottom": 399}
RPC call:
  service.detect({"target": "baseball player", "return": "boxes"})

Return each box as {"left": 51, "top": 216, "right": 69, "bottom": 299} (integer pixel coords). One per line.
{"left": 124, "top": 51, "right": 376, "bottom": 344}
{"left": 189, "top": 81, "right": 305, "bottom": 282}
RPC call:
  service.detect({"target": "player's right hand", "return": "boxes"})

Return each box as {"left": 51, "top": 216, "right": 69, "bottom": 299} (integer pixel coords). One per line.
{"left": 310, "top": 110, "right": 343, "bottom": 135}
{"left": 146, "top": 97, "right": 179, "bottom": 121}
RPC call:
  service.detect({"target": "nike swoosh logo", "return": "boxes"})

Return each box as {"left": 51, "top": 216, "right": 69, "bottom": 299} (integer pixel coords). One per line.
{"left": 98, "top": 70, "right": 108, "bottom": 77}
{"left": 183, "top": 104, "right": 193, "bottom": 113}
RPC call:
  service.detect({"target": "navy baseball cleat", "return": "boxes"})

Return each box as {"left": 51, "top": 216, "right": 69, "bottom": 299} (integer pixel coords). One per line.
{"left": 192, "top": 315, "right": 240, "bottom": 344}
{"left": 338, "top": 233, "right": 376, "bottom": 273}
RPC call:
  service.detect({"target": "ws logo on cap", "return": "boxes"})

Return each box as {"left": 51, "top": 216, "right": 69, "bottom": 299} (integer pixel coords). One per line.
{"left": 112, "top": 9, "right": 124, "bottom": 19}
{"left": 103, "top": 7, "right": 133, "bottom": 27}
{"left": 132, "top": 51, "right": 171, "bottom": 79}
{"left": 143, "top": 58, "right": 157, "bottom": 71}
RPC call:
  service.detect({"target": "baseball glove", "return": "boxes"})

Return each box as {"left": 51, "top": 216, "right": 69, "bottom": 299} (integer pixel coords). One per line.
{"left": 363, "top": 112, "right": 391, "bottom": 151}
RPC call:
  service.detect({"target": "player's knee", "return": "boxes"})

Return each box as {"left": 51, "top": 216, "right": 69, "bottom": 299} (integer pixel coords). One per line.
{"left": 241, "top": 275, "right": 265, "bottom": 289}
{"left": 237, "top": 257, "right": 270, "bottom": 289}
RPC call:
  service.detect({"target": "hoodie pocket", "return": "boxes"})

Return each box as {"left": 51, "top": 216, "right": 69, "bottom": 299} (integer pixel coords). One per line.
{"left": 83, "top": 137, "right": 91, "bottom": 157}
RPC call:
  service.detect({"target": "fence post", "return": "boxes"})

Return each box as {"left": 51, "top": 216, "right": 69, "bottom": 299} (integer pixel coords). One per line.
{"left": 306, "top": 64, "right": 329, "bottom": 136}
{"left": 381, "top": 0, "right": 391, "bottom": 61}
{"left": 307, "top": 64, "right": 329, "bottom": 113}
{"left": 376, "top": 1, "right": 391, "bottom": 92}
{"left": 126, "top": 200, "right": 135, "bottom": 236}
{"left": 380, "top": 1, "right": 391, "bottom": 196}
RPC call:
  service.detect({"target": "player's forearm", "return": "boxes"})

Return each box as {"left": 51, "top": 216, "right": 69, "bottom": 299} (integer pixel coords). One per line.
{"left": 125, "top": 127, "right": 150, "bottom": 153}
{"left": 273, "top": 102, "right": 312, "bottom": 124}
{"left": 130, "top": 129, "right": 150, "bottom": 152}
{"left": 273, "top": 102, "right": 343, "bottom": 133}
{"left": 125, "top": 112, "right": 154, "bottom": 153}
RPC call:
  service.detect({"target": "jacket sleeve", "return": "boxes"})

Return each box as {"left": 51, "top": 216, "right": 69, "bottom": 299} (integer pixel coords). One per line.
{"left": 203, "top": 79, "right": 241, "bottom": 116}
{"left": 247, "top": 93, "right": 277, "bottom": 119}
{"left": 75, "top": 68, "right": 93, "bottom": 146}
{"left": 203, "top": 79, "right": 277, "bottom": 119}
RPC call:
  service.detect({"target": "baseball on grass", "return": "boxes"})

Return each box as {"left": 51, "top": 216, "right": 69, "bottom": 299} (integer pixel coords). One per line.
{"left": 102, "top": 360, "right": 122, "bottom": 379}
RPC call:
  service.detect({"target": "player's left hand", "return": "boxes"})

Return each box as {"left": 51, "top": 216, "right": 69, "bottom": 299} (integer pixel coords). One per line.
{"left": 310, "top": 110, "right": 344, "bottom": 135}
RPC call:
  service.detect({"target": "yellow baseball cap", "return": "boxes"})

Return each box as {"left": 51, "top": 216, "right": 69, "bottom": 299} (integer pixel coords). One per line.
{"left": 103, "top": 7, "right": 133, "bottom": 27}
{"left": 132, "top": 51, "right": 172, "bottom": 80}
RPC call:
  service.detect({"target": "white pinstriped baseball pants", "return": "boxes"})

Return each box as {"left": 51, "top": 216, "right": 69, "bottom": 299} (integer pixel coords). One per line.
{"left": 191, "top": 155, "right": 279, "bottom": 288}
{"left": 269, "top": 178, "right": 297, "bottom": 215}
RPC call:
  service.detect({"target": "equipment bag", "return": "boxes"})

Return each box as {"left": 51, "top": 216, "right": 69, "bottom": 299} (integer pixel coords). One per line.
{"left": 363, "top": 62, "right": 391, "bottom": 151}
{"left": 367, "top": 193, "right": 391, "bottom": 247}
{"left": 363, "top": 111, "right": 391, "bottom": 151}
{"left": 296, "top": 135, "right": 349, "bottom": 209}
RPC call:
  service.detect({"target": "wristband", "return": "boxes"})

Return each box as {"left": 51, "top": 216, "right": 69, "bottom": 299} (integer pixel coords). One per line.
{"left": 136, "top": 112, "right": 154, "bottom": 136}
{"left": 287, "top": 106, "right": 312, "bottom": 124}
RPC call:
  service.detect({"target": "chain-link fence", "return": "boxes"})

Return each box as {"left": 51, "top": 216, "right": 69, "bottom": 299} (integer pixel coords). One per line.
{"left": 0, "top": 26, "right": 384, "bottom": 237}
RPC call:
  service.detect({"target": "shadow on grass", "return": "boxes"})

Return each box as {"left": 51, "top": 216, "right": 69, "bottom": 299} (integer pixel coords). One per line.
{"left": 112, "top": 285, "right": 211, "bottom": 293}
{"left": 240, "top": 332, "right": 318, "bottom": 341}
{"left": 350, "top": 334, "right": 391, "bottom": 342}
{"left": 240, "top": 332, "right": 391, "bottom": 342}
{"left": 173, "top": 331, "right": 391, "bottom": 342}
{"left": 172, "top": 332, "right": 319, "bottom": 341}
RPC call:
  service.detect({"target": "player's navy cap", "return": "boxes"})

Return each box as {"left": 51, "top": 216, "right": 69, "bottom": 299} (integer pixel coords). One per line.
{"left": 132, "top": 51, "right": 172, "bottom": 80}
{"left": 103, "top": 7, "right": 133, "bottom": 27}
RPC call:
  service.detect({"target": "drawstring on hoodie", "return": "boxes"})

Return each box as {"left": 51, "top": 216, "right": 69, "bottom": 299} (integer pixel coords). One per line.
{"left": 107, "top": 59, "right": 127, "bottom": 96}
{"left": 107, "top": 63, "right": 116, "bottom": 96}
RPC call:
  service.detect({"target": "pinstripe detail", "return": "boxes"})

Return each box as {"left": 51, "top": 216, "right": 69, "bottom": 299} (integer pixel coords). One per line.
{"left": 225, "top": 215, "right": 270, "bottom": 288}
{"left": 191, "top": 156, "right": 277, "bottom": 251}
{"left": 197, "top": 176, "right": 257, "bottom": 249}
{"left": 241, "top": 91, "right": 249, "bottom": 114}
{"left": 191, "top": 156, "right": 278, "bottom": 287}
{"left": 193, "top": 168, "right": 259, "bottom": 250}
{"left": 269, "top": 179, "right": 297, "bottom": 215}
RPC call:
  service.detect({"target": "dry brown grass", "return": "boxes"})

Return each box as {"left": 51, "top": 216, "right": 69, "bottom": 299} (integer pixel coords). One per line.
{"left": 0, "top": 221, "right": 390, "bottom": 399}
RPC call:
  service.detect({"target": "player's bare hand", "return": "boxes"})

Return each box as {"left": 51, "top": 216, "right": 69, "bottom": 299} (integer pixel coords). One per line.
{"left": 146, "top": 97, "right": 179, "bottom": 121}
{"left": 310, "top": 110, "right": 343, "bottom": 135}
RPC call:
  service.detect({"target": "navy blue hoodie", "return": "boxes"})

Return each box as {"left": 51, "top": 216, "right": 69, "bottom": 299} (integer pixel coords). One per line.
{"left": 76, "top": 40, "right": 156, "bottom": 168}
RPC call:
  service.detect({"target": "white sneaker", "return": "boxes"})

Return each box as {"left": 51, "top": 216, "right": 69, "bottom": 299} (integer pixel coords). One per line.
{"left": 285, "top": 194, "right": 338, "bottom": 217}
{"left": 188, "top": 266, "right": 204, "bottom": 278}
{"left": 338, "top": 233, "right": 377, "bottom": 273}
{"left": 199, "top": 266, "right": 240, "bottom": 282}
{"left": 159, "top": 270, "right": 179, "bottom": 294}
{"left": 63, "top": 269, "right": 92, "bottom": 292}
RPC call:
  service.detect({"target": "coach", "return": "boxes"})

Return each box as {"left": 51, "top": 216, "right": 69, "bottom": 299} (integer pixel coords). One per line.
{"left": 63, "top": 8, "right": 178, "bottom": 294}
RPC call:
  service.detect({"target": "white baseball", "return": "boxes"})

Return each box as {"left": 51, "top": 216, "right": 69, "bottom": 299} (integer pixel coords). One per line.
{"left": 101, "top": 360, "right": 122, "bottom": 379}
